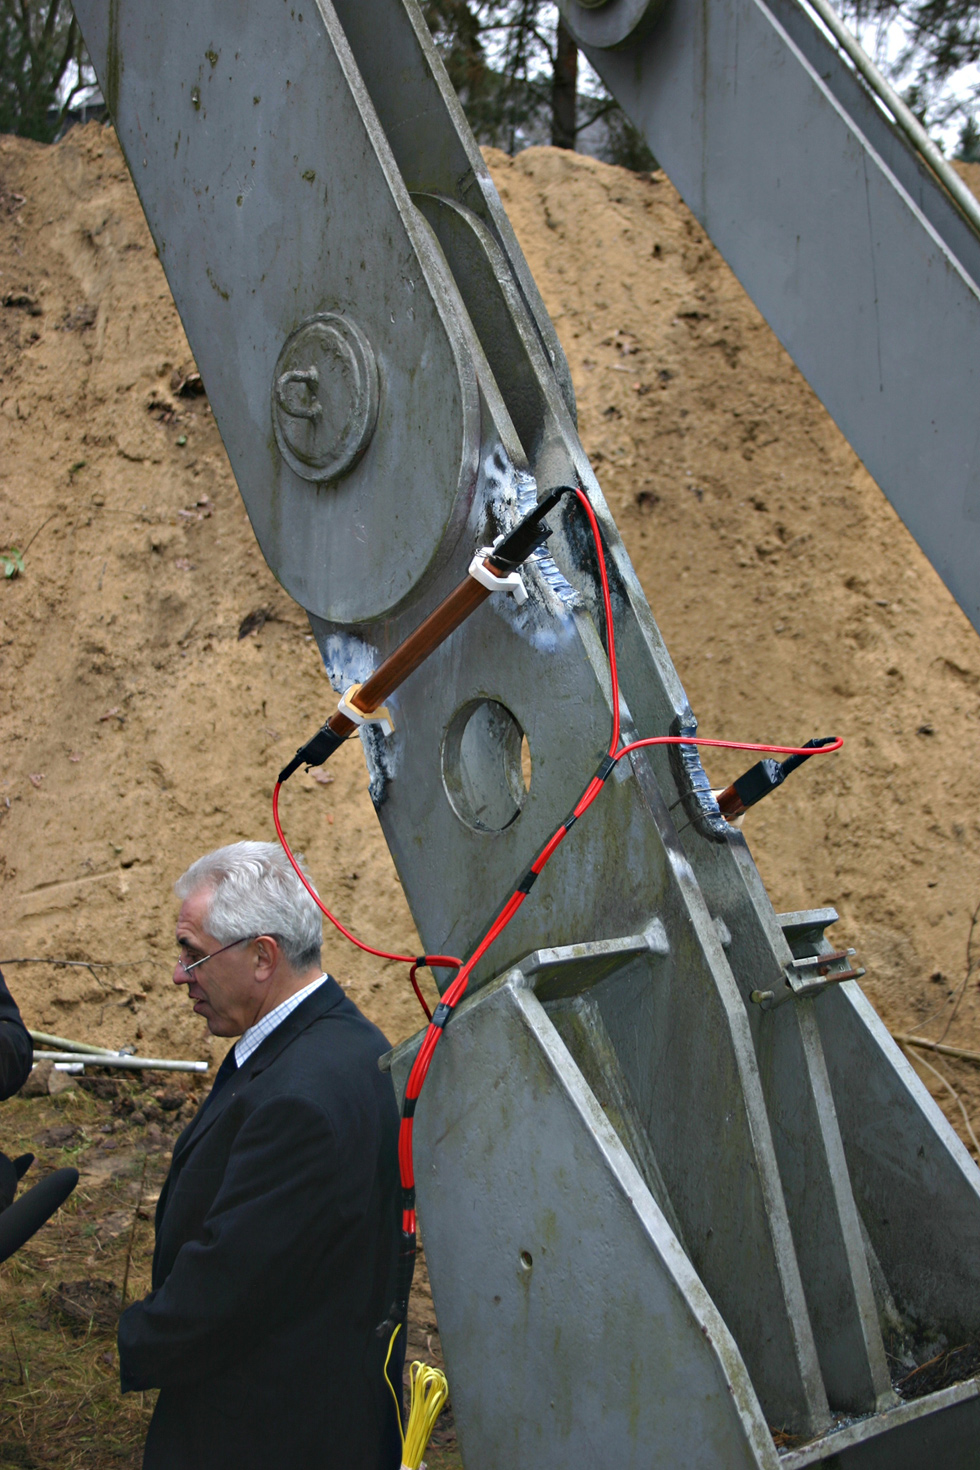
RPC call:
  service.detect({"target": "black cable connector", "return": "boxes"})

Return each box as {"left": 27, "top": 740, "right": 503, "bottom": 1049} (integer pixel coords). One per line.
{"left": 277, "top": 723, "right": 348, "bottom": 785}
{"left": 595, "top": 753, "right": 617, "bottom": 783}
{"left": 488, "top": 485, "right": 576, "bottom": 573}
{"left": 723, "top": 736, "right": 838, "bottom": 817}
{"left": 430, "top": 1001, "right": 453, "bottom": 1030}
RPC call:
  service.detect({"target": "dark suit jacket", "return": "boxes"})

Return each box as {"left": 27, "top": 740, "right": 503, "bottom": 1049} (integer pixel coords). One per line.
{"left": 0, "top": 968, "right": 33, "bottom": 1100}
{"left": 117, "top": 978, "right": 403, "bottom": 1470}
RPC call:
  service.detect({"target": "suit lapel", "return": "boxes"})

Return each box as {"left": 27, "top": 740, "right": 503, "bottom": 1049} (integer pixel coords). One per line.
{"left": 167, "top": 976, "right": 346, "bottom": 1171}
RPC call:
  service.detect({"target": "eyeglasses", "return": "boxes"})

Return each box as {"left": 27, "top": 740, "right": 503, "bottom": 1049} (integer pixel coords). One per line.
{"left": 176, "top": 936, "right": 256, "bottom": 977}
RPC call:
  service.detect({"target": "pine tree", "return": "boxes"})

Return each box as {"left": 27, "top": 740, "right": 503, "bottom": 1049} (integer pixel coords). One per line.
{"left": 956, "top": 114, "right": 980, "bottom": 162}
{"left": 0, "top": 0, "right": 95, "bottom": 142}
{"left": 836, "top": 0, "right": 980, "bottom": 141}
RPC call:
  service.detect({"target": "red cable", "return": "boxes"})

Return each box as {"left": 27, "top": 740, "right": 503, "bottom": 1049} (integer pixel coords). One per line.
{"left": 574, "top": 490, "right": 620, "bottom": 755}
{"left": 615, "top": 735, "right": 844, "bottom": 761}
{"left": 393, "top": 486, "right": 844, "bottom": 1202}
{"left": 272, "top": 780, "right": 462, "bottom": 973}
{"left": 271, "top": 484, "right": 845, "bottom": 1219}
{"left": 408, "top": 963, "right": 433, "bottom": 1022}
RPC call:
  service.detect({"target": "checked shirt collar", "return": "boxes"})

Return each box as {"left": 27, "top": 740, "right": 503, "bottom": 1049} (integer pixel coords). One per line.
{"left": 232, "top": 972, "right": 328, "bottom": 1070}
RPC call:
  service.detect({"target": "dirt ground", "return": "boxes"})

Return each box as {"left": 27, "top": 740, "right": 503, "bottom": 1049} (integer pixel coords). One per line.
{"left": 1, "top": 123, "right": 979, "bottom": 1464}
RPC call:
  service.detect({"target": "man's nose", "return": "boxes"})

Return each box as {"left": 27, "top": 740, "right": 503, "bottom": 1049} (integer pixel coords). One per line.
{"left": 174, "top": 961, "right": 189, "bottom": 987}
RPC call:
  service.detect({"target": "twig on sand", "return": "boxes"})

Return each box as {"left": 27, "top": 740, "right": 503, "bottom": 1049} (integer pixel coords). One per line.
{"left": 900, "top": 1043, "right": 980, "bottom": 1156}
{"left": 120, "top": 1155, "right": 149, "bottom": 1309}
{"left": 897, "top": 894, "right": 980, "bottom": 1041}
{"left": 0, "top": 957, "right": 155, "bottom": 968}
{"left": 9, "top": 1325, "right": 27, "bottom": 1386}
{"left": 893, "top": 1034, "right": 980, "bottom": 1066}
{"left": 937, "top": 896, "right": 980, "bottom": 1045}
{"left": 19, "top": 511, "right": 59, "bottom": 558}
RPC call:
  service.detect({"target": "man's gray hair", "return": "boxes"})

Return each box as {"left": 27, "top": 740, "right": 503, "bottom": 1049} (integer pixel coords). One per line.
{"left": 175, "top": 841, "right": 323, "bottom": 971}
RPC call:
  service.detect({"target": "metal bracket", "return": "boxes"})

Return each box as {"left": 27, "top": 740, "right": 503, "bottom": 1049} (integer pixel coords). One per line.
{"left": 337, "top": 683, "right": 394, "bottom": 737}
{"left": 751, "top": 944, "right": 865, "bottom": 1010}
{"left": 518, "top": 922, "right": 670, "bottom": 1002}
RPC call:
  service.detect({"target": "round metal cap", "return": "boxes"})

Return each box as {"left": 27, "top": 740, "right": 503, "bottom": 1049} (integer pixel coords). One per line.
{"left": 561, "top": 0, "right": 665, "bottom": 48}
{"left": 272, "top": 312, "right": 379, "bottom": 483}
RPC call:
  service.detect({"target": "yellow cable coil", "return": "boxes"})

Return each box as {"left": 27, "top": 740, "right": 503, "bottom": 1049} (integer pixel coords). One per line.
{"left": 384, "top": 1324, "right": 450, "bottom": 1470}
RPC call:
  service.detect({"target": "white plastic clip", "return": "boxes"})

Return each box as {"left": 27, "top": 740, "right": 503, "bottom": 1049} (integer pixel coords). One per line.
{"left": 467, "top": 548, "right": 528, "bottom": 605}
{"left": 338, "top": 683, "right": 394, "bottom": 737}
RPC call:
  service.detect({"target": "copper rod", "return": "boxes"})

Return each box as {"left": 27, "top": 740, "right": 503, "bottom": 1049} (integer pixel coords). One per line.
{"left": 716, "top": 785, "right": 743, "bottom": 819}
{"left": 325, "top": 563, "right": 498, "bottom": 735}
{"left": 325, "top": 709, "right": 358, "bottom": 740}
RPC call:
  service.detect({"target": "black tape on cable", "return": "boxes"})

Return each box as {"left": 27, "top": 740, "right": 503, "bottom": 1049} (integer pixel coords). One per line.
{"left": 732, "top": 759, "right": 784, "bottom": 810}
{"left": 732, "top": 736, "right": 839, "bottom": 812}
{"left": 430, "top": 1002, "right": 452, "bottom": 1030}
{"left": 379, "top": 1265, "right": 415, "bottom": 1334}
{"left": 488, "top": 485, "right": 575, "bottom": 573}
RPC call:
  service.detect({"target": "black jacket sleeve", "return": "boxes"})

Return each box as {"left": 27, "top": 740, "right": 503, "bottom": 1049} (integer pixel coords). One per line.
{"left": 117, "top": 1096, "right": 340, "bottom": 1391}
{"left": 0, "top": 969, "right": 33, "bottom": 1101}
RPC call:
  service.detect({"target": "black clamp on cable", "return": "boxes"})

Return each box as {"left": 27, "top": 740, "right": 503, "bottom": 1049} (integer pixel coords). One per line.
{"left": 595, "top": 753, "right": 617, "bottom": 783}
{"left": 722, "top": 736, "right": 838, "bottom": 818}
{"left": 487, "top": 485, "right": 576, "bottom": 574}
{"left": 430, "top": 1001, "right": 453, "bottom": 1031}
{"left": 278, "top": 722, "right": 347, "bottom": 785}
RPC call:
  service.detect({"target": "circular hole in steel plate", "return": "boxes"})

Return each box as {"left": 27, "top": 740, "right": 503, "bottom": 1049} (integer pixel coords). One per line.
{"left": 442, "top": 699, "right": 530, "bottom": 834}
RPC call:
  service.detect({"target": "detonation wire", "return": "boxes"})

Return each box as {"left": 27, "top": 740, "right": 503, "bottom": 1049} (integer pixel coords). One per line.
{"left": 271, "top": 484, "right": 844, "bottom": 1439}
{"left": 384, "top": 1323, "right": 449, "bottom": 1470}
{"left": 389, "top": 489, "right": 842, "bottom": 1297}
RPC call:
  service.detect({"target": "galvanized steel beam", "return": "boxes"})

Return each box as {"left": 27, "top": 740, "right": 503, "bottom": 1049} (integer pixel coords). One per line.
{"left": 562, "top": 0, "right": 980, "bottom": 636}
{"left": 72, "top": 0, "right": 980, "bottom": 1462}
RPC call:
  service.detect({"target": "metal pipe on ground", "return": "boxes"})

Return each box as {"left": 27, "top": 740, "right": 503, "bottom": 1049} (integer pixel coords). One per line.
{"left": 29, "top": 1029, "right": 132, "bottom": 1056}
{"left": 32, "top": 1052, "right": 209, "bottom": 1073}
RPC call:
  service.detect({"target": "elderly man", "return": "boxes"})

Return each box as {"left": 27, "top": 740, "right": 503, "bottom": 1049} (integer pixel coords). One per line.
{"left": 118, "top": 841, "right": 402, "bottom": 1469}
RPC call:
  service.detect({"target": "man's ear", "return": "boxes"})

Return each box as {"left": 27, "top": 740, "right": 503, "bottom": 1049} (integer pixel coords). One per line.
{"left": 253, "top": 935, "right": 279, "bottom": 980}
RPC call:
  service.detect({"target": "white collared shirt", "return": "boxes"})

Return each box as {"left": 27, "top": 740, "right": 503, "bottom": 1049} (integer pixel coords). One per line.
{"left": 233, "top": 973, "right": 329, "bottom": 1069}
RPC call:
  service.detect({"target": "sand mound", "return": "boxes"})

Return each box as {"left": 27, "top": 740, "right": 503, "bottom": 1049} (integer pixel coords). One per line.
{"left": 1, "top": 126, "right": 978, "bottom": 1134}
